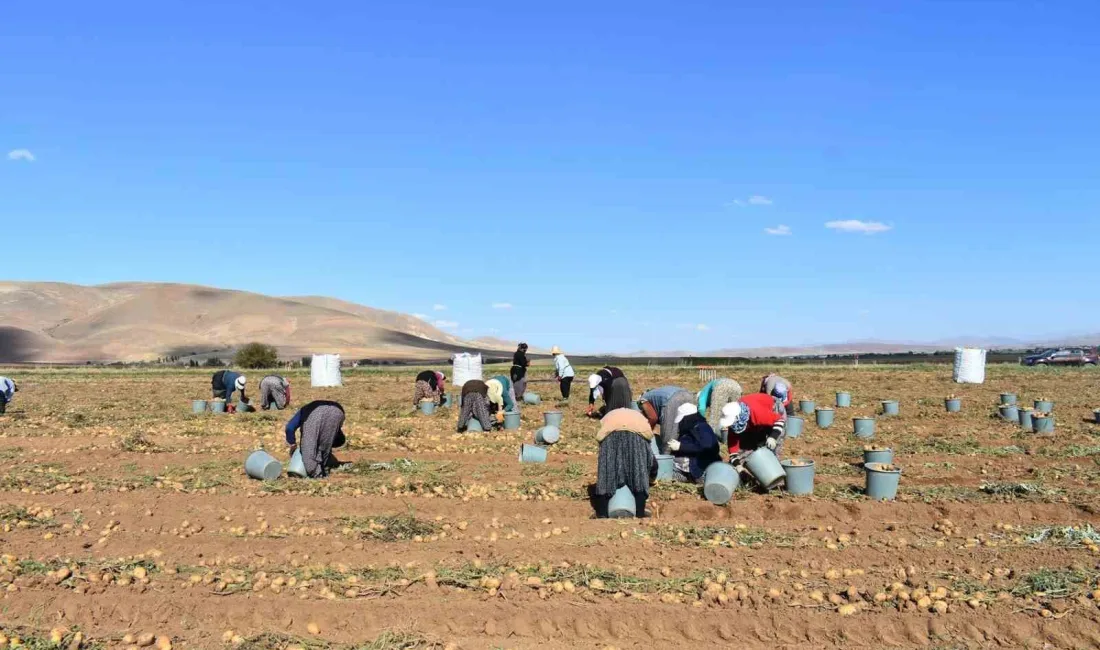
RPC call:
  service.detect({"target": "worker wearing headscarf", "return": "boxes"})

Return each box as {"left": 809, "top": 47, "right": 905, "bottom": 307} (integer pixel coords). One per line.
{"left": 551, "top": 347, "right": 575, "bottom": 399}
{"left": 760, "top": 374, "right": 794, "bottom": 414}
{"left": 593, "top": 408, "right": 656, "bottom": 518}
{"left": 259, "top": 375, "right": 291, "bottom": 411}
{"left": 285, "top": 400, "right": 346, "bottom": 478}
{"left": 211, "top": 370, "right": 247, "bottom": 404}
{"left": 637, "top": 385, "right": 693, "bottom": 452}
{"left": 587, "top": 366, "right": 629, "bottom": 417}
{"left": 457, "top": 379, "right": 496, "bottom": 432}
{"left": 697, "top": 378, "right": 743, "bottom": 440}
{"left": 486, "top": 375, "right": 517, "bottom": 413}
{"left": 0, "top": 377, "right": 17, "bottom": 415}
{"left": 666, "top": 403, "right": 721, "bottom": 483}
{"left": 510, "top": 343, "right": 530, "bottom": 402}
{"left": 413, "top": 370, "right": 446, "bottom": 406}
{"left": 720, "top": 393, "right": 787, "bottom": 467}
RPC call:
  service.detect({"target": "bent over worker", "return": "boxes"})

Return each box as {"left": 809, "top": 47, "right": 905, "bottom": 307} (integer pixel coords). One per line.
{"left": 285, "top": 400, "right": 346, "bottom": 479}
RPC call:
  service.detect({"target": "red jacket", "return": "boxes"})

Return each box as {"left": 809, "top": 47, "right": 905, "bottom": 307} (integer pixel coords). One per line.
{"left": 728, "top": 393, "right": 787, "bottom": 455}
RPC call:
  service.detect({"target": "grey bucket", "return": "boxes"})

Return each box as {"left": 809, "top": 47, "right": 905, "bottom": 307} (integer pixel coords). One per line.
{"left": 999, "top": 404, "right": 1019, "bottom": 422}
{"left": 518, "top": 444, "right": 547, "bottom": 463}
{"left": 503, "top": 410, "right": 521, "bottom": 430}
{"left": 703, "top": 462, "right": 740, "bottom": 505}
{"left": 442, "top": 393, "right": 453, "bottom": 408}
{"left": 836, "top": 392, "right": 851, "bottom": 408}
{"left": 245, "top": 450, "right": 283, "bottom": 481}
{"left": 781, "top": 459, "right": 815, "bottom": 496}
{"left": 945, "top": 398, "right": 961, "bottom": 413}
{"left": 420, "top": 400, "right": 436, "bottom": 416}
{"left": 1000, "top": 393, "right": 1017, "bottom": 405}
{"left": 786, "top": 416, "right": 804, "bottom": 438}
{"left": 865, "top": 462, "right": 901, "bottom": 500}
{"left": 881, "top": 400, "right": 899, "bottom": 416}
{"left": 535, "top": 425, "right": 560, "bottom": 445}
{"left": 1033, "top": 415, "right": 1054, "bottom": 434}
{"left": 853, "top": 417, "right": 876, "bottom": 439}
{"left": 815, "top": 408, "right": 835, "bottom": 428}
{"left": 1035, "top": 399, "right": 1054, "bottom": 413}
{"left": 191, "top": 400, "right": 208, "bottom": 414}
{"left": 543, "top": 411, "right": 564, "bottom": 427}
{"left": 655, "top": 455, "right": 675, "bottom": 481}
{"left": 1019, "top": 408, "right": 1033, "bottom": 430}
{"left": 650, "top": 437, "right": 660, "bottom": 455}
{"left": 863, "top": 447, "right": 893, "bottom": 465}
{"left": 608, "top": 486, "right": 636, "bottom": 518}
{"left": 744, "top": 449, "right": 786, "bottom": 490}
{"left": 523, "top": 392, "right": 541, "bottom": 405}
{"left": 465, "top": 418, "right": 484, "bottom": 432}
{"left": 210, "top": 400, "right": 227, "bottom": 413}
{"left": 287, "top": 449, "right": 308, "bottom": 478}
{"left": 237, "top": 401, "right": 254, "bottom": 413}
{"left": 799, "top": 399, "right": 815, "bottom": 415}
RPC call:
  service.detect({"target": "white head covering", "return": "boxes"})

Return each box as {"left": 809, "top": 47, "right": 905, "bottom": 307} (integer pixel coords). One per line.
{"left": 235, "top": 376, "right": 246, "bottom": 390}
{"left": 674, "top": 402, "right": 698, "bottom": 424}
{"left": 588, "top": 374, "right": 602, "bottom": 390}
{"left": 551, "top": 346, "right": 562, "bottom": 355}
{"left": 719, "top": 402, "right": 743, "bottom": 429}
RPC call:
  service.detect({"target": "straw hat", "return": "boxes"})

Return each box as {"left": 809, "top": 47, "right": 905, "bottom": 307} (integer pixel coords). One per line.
{"left": 550, "top": 346, "right": 562, "bottom": 355}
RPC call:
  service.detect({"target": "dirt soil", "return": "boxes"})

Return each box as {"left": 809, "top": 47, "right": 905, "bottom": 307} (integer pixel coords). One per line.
{"left": 2, "top": 364, "right": 1100, "bottom": 649}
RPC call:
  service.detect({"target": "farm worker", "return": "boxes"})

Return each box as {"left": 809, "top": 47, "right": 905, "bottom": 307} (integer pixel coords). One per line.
{"left": 259, "top": 375, "right": 291, "bottom": 411}
{"left": 637, "top": 386, "right": 693, "bottom": 452}
{"left": 720, "top": 393, "right": 788, "bottom": 467}
{"left": 0, "top": 377, "right": 17, "bottom": 415}
{"left": 666, "top": 403, "right": 721, "bottom": 483}
{"left": 486, "top": 375, "right": 517, "bottom": 413}
{"left": 587, "top": 366, "right": 629, "bottom": 416}
{"left": 285, "top": 400, "right": 346, "bottom": 478}
{"left": 412, "top": 370, "right": 446, "bottom": 406}
{"left": 697, "top": 378, "right": 743, "bottom": 439}
{"left": 592, "top": 407, "right": 656, "bottom": 518}
{"left": 457, "top": 379, "right": 496, "bottom": 432}
{"left": 211, "top": 370, "right": 247, "bottom": 404}
{"left": 510, "top": 343, "right": 530, "bottom": 401}
{"left": 551, "top": 347, "right": 575, "bottom": 399}
{"left": 760, "top": 373, "right": 794, "bottom": 414}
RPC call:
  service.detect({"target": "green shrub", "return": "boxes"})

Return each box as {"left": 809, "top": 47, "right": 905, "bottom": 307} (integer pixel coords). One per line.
{"left": 234, "top": 343, "right": 278, "bottom": 369}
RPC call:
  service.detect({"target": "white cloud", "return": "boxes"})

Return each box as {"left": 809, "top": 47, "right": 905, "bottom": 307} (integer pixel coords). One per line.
{"left": 432, "top": 304, "right": 447, "bottom": 311}
{"left": 764, "top": 224, "right": 792, "bottom": 236}
{"left": 412, "top": 313, "right": 428, "bottom": 321}
{"left": 432, "top": 320, "right": 458, "bottom": 329}
{"left": 748, "top": 195, "right": 773, "bottom": 206}
{"left": 696, "top": 324, "right": 710, "bottom": 331}
{"left": 7, "top": 149, "right": 35, "bottom": 162}
{"left": 825, "top": 219, "right": 892, "bottom": 234}
{"left": 677, "top": 323, "right": 710, "bottom": 331}
{"left": 491, "top": 302, "right": 512, "bottom": 310}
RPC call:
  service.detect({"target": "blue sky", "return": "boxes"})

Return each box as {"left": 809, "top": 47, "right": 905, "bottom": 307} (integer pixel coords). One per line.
{"left": 3, "top": 1, "right": 1098, "bottom": 353}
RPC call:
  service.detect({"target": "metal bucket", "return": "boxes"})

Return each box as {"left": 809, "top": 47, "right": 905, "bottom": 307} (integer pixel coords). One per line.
{"left": 703, "top": 462, "right": 740, "bottom": 505}
{"left": 535, "top": 425, "right": 560, "bottom": 445}
{"left": 999, "top": 404, "right": 1019, "bottom": 422}
{"left": 465, "top": 418, "right": 484, "bottom": 432}
{"left": 543, "top": 411, "right": 564, "bottom": 427}
{"left": 1019, "top": 408, "right": 1033, "bottom": 430}
{"left": 865, "top": 462, "right": 901, "bottom": 500}
{"left": 210, "top": 400, "right": 226, "bottom": 414}
{"left": 1033, "top": 415, "right": 1054, "bottom": 434}
{"left": 781, "top": 459, "right": 815, "bottom": 495}
{"left": 836, "top": 392, "right": 851, "bottom": 408}
{"left": 503, "top": 410, "right": 521, "bottom": 430}
{"left": 863, "top": 447, "right": 893, "bottom": 465}
{"left": 881, "top": 400, "right": 899, "bottom": 416}
{"left": 799, "top": 399, "right": 815, "bottom": 415}
{"left": 518, "top": 444, "right": 547, "bottom": 463}
{"left": 786, "top": 416, "right": 804, "bottom": 438}
{"left": 287, "top": 449, "right": 308, "bottom": 477}
{"left": 1035, "top": 399, "right": 1054, "bottom": 413}
{"left": 420, "top": 400, "right": 436, "bottom": 416}
{"left": 945, "top": 398, "right": 961, "bottom": 413}
{"left": 608, "top": 485, "right": 636, "bottom": 518}
{"left": 191, "top": 400, "right": 208, "bottom": 414}
{"left": 655, "top": 454, "right": 675, "bottom": 480}
{"left": 245, "top": 450, "right": 283, "bottom": 481}
{"left": 523, "top": 392, "right": 541, "bottom": 405}
{"left": 853, "top": 417, "right": 876, "bottom": 439}
{"left": 1000, "top": 393, "right": 1017, "bottom": 405}
{"left": 744, "top": 448, "right": 785, "bottom": 490}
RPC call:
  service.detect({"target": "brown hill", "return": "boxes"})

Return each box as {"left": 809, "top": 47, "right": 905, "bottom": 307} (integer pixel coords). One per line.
{"left": 0, "top": 281, "right": 513, "bottom": 363}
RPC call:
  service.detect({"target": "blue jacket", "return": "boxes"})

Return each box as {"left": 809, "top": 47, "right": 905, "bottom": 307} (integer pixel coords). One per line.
{"left": 640, "top": 386, "right": 684, "bottom": 416}
{"left": 216, "top": 370, "right": 244, "bottom": 402}
{"left": 674, "top": 414, "right": 721, "bottom": 480}
{"left": 491, "top": 375, "right": 516, "bottom": 411}
{"left": 0, "top": 377, "right": 15, "bottom": 402}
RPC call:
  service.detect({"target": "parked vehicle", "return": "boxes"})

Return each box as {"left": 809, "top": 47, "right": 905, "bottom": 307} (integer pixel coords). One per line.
{"left": 1022, "top": 347, "right": 1098, "bottom": 366}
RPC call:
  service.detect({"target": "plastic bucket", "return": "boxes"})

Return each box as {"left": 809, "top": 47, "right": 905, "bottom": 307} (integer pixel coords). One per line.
{"left": 1035, "top": 399, "right": 1054, "bottom": 413}
{"left": 543, "top": 411, "right": 564, "bottom": 427}
{"left": 420, "top": 400, "right": 436, "bottom": 416}
{"left": 1033, "top": 415, "right": 1054, "bottom": 434}
{"left": 608, "top": 486, "right": 636, "bottom": 518}
{"left": 465, "top": 418, "right": 484, "bottom": 432}
{"left": 815, "top": 408, "right": 835, "bottom": 428}
{"left": 210, "top": 400, "right": 226, "bottom": 414}
{"left": 744, "top": 449, "right": 786, "bottom": 490}
{"left": 503, "top": 410, "right": 521, "bottom": 430}
{"left": 1019, "top": 408, "right": 1033, "bottom": 430}
{"left": 237, "top": 401, "right": 254, "bottom": 413}
{"left": 786, "top": 416, "right": 804, "bottom": 438}
{"left": 655, "top": 455, "right": 675, "bottom": 481}
{"left": 245, "top": 450, "right": 283, "bottom": 481}
{"left": 442, "top": 393, "right": 453, "bottom": 408}
{"left": 535, "top": 425, "right": 560, "bottom": 445}
{"left": 865, "top": 462, "right": 901, "bottom": 500}
{"left": 1000, "top": 393, "right": 1017, "bottom": 405}
{"left": 703, "top": 462, "right": 740, "bottom": 505}
{"left": 287, "top": 449, "right": 308, "bottom": 478}
{"left": 799, "top": 400, "right": 815, "bottom": 415}
{"left": 836, "top": 392, "right": 851, "bottom": 408}
{"left": 191, "top": 400, "right": 208, "bottom": 414}
{"left": 518, "top": 444, "right": 547, "bottom": 463}
{"left": 523, "top": 392, "right": 541, "bottom": 405}
{"left": 945, "top": 398, "right": 961, "bottom": 413}
{"left": 781, "top": 459, "right": 815, "bottom": 496}
{"left": 853, "top": 417, "right": 876, "bottom": 439}
{"left": 881, "top": 400, "right": 899, "bottom": 416}
{"left": 629, "top": 401, "right": 642, "bottom": 412}
{"left": 863, "top": 447, "right": 893, "bottom": 465}
{"left": 650, "top": 437, "right": 660, "bottom": 455}
{"left": 999, "top": 404, "right": 1019, "bottom": 422}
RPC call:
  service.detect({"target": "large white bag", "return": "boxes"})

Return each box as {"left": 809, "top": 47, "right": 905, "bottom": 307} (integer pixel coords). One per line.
{"left": 311, "top": 354, "right": 343, "bottom": 387}
{"left": 452, "top": 352, "right": 483, "bottom": 388}
{"left": 953, "top": 347, "right": 986, "bottom": 384}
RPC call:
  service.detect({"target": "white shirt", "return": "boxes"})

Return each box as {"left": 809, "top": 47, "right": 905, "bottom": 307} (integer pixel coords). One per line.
{"left": 553, "top": 355, "right": 575, "bottom": 379}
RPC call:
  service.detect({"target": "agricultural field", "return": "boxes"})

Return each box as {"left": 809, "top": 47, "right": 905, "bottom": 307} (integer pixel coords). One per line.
{"left": 1, "top": 364, "right": 1100, "bottom": 649}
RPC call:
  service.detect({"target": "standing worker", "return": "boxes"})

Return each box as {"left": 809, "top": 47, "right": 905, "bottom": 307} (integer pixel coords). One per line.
{"left": 760, "top": 373, "right": 794, "bottom": 414}
{"left": 211, "top": 370, "right": 247, "bottom": 406}
{"left": 457, "top": 379, "right": 497, "bottom": 432}
{"left": 510, "top": 343, "right": 530, "bottom": 403}
{"left": 587, "top": 366, "right": 630, "bottom": 417}
{"left": 592, "top": 407, "right": 656, "bottom": 518}
{"left": 0, "top": 377, "right": 17, "bottom": 415}
{"left": 412, "top": 370, "right": 446, "bottom": 406}
{"left": 720, "top": 393, "right": 788, "bottom": 467}
{"left": 638, "top": 385, "right": 694, "bottom": 451}
{"left": 259, "top": 375, "right": 291, "bottom": 411}
{"left": 697, "top": 378, "right": 743, "bottom": 438}
{"left": 550, "top": 347, "right": 575, "bottom": 400}
{"left": 285, "top": 400, "right": 346, "bottom": 478}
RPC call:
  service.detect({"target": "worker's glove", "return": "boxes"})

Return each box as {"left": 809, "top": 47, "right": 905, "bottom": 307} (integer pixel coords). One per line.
{"left": 667, "top": 439, "right": 681, "bottom": 451}
{"left": 766, "top": 437, "right": 778, "bottom": 451}
{"left": 495, "top": 411, "right": 505, "bottom": 424}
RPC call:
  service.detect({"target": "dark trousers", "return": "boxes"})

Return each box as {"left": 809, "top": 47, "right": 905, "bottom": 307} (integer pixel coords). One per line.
{"left": 0, "top": 396, "right": 6, "bottom": 414}
{"left": 560, "top": 377, "right": 573, "bottom": 399}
